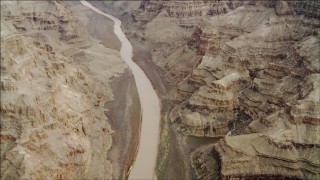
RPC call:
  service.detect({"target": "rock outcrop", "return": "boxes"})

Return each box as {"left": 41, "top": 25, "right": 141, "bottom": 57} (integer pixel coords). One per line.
{"left": 1, "top": 1, "right": 128, "bottom": 179}
{"left": 102, "top": 0, "right": 320, "bottom": 179}
{"left": 172, "top": 73, "right": 240, "bottom": 137}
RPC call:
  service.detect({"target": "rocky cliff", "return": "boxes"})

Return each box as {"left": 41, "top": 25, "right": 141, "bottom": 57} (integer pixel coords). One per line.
{"left": 0, "top": 1, "right": 132, "bottom": 179}
{"left": 102, "top": 0, "right": 319, "bottom": 179}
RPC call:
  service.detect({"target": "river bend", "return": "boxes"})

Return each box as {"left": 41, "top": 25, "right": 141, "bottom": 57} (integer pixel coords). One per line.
{"left": 81, "top": 1, "right": 161, "bottom": 179}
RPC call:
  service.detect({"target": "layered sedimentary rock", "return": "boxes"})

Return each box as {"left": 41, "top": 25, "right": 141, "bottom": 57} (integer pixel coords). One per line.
{"left": 1, "top": 1, "right": 128, "bottom": 179}
{"left": 104, "top": 1, "right": 320, "bottom": 179}
{"left": 99, "top": 0, "right": 319, "bottom": 179}
{"left": 214, "top": 133, "right": 319, "bottom": 179}
{"left": 173, "top": 73, "right": 240, "bottom": 137}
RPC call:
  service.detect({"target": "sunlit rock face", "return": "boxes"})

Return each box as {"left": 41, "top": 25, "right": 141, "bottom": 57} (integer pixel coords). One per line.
{"left": 1, "top": 1, "right": 127, "bottom": 179}
{"left": 103, "top": 0, "right": 320, "bottom": 179}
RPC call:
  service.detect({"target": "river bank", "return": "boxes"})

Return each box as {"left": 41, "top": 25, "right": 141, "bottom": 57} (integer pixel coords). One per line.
{"left": 91, "top": 2, "right": 320, "bottom": 180}
{"left": 104, "top": 70, "right": 141, "bottom": 180}
{"left": 80, "top": 2, "right": 218, "bottom": 179}
{"left": 88, "top": 1, "right": 170, "bottom": 97}
{"left": 67, "top": 1, "right": 142, "bottom": 179}
{"left": 80, "top": 1, "right": 161, "bottom": 179}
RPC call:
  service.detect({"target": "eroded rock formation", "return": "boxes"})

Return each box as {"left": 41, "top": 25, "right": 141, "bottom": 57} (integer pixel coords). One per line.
{"left": 172, "top": 73, "right": 240, "bottom": 137}
{"left": 1, "top": 1, "right": 129, "bottom": 179}
{"left": 102, "top": 0, "right": 319, "bottom": 179}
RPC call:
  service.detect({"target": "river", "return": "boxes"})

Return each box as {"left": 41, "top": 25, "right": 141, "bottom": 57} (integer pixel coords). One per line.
{"left": 80, "top": 1, "right": 161, "bottom": 179}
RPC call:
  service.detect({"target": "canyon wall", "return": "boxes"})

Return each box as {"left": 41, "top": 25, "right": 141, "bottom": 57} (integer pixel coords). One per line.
{"left": 0, "top": 1, "right": 137, "bottom": 179}
{"left": 103, "top": 0, "right": 319, "bottom": 179}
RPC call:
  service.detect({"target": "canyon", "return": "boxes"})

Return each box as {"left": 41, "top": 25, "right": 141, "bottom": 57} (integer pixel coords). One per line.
{"left": 94, "top": 0, "right": 319, "bottom": 179}
{"left": 1, "top": 0, "right": 320, "bottom": 180}
{"left": 79, "top": 1, "right": 161, "bottom": 179}
{"left": 1, "top": 1, "right": 141, "bottom": 179}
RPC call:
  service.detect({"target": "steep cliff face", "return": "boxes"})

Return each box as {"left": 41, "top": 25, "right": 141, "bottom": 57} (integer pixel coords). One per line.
{"left": 1, "top": 1, "right": 128, "bottom": 179}
{"left": 103, "top": 0, "right": 319, "bottom": 179}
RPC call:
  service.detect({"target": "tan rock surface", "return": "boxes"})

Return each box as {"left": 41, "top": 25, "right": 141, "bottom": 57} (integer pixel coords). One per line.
{"left": 102, "top": 0, "right": 320, "bottom": 179}
{"left": 1, "top": 1, "right": 128, "bottom": 179}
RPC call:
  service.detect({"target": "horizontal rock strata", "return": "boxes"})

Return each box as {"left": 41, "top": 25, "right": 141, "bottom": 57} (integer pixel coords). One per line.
{"left": 98, "top": 0, "right": 319, "bottom": 179}
{"left": 1, "top": 1, "right": 127, "bottom": 179}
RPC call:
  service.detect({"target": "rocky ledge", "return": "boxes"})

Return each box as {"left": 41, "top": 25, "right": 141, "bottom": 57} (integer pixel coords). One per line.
{"left": 0, "top": 1, "right": 136, "bottom": 179}
{"left": 103, "top": 0, "right": 319, "bottom": 179}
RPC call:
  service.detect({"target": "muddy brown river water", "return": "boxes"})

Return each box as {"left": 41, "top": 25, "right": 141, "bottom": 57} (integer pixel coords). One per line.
{"left": 81, "top": 1, "right": 161, "bottom": 179}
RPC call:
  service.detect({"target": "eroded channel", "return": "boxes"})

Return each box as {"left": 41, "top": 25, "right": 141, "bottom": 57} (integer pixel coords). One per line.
{"left": 81, "top": 1, "right": 161, "bottom": 179}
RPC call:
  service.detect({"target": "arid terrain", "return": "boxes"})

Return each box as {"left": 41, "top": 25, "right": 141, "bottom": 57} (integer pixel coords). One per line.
{"left": 1, "top": 1, "right": 141, "bottom": 179}
{"left": 91, "top": 0, "right": 319, "bottom": 179}
{"left": 1, "top": 0, "right": 319, "bottom": 180}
